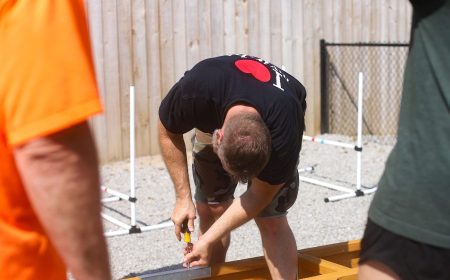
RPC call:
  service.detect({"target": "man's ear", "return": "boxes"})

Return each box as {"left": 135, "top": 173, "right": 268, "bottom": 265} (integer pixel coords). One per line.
{"left": 216, "top": 129, "right": 224, "bottom": 144}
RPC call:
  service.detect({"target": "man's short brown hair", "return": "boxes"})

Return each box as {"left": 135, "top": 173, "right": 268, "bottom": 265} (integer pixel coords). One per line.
{"left": 217, "top": 113, "right": 271, "bottom": 183}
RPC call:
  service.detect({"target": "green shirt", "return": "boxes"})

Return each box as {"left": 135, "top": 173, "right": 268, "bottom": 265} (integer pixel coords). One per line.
{"left": 369, "top": 0, "right": 450, "bottom": 249}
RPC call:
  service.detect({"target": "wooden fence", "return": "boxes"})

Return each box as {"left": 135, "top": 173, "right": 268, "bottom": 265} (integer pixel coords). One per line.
{"left": 85, "top": 0, "right": 412, "bottom": 163}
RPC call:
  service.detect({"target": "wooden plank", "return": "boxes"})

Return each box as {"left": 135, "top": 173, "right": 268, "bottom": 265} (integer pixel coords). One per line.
{"left": 186, "top": 0, "right": 200, "bottom": 67}
{"left": 302, "top": 0, "right": 314, "bottom": 135}
{"left": 321, "top": 0, "right": 333, "bottom": 42}
{"left": 361, "top": 0, "right": 371, "bottom": 42}
{"left": 146, "top": 0, "right": 163, "bottom": 155}
{"left": 223, "top": 0, "right": 235, "bottom": 54}
{"left": 132, "top": 0, "right": 151, "bottom": 156}
{"left": 303, "top": 268, "right": 358, "bottom": 280}
{"left": 332, "top": 0, "right": 341, "bottom": 43}
{"left": 199, "top": 0, "right": 212, "bottom": 59}
{"left": 300, "top": 240, "right": 360, "bottom": 258}
{"left": 159, "top": 0, "right": 175, "bottom": 95}
{"left": 102, "top": 0, "right": 123, "bottom": 161}
{"left": 291, "top": 0, "right": 304, "bottom": 81}
{"left": 210, "top": 0, "right": 224, "bottom": 57}
{"left": 311, "top": 0, "right": 323, "bottom": 134}
{"left": 117, "top": 0, "right": 133, "bottom": 158}
{"left": 388, "top": 0, "right": 399, "bottom": 42}
{"left": 323, "top": 252, "right": 360, "bottom": 269}
{"left": 234, "top": 0, "right": 248, "bottom": 55}
{"left": 270, "top": 0, "right": 282, "bottom": 66}
{"left": 298, "top": 254, "right": 352, "bottom": 274}
{"left": 247, "top": 0, "right": 259, "bottom": 56}
{"left": 258, "top": 0, "right": 271, "bottom": 61}
{"left": 85, "top": 0, "right": 108, "bottom": 163}
{"left": 281, "top": 0, "right": 292, "bottom": 71}
{"left": 352, "top": 0, "right": 362, "bottom": 41}
{"left": 397, "top": 0, "right": 407, "bottom": 42}
{"left": 172, "top": 0, "right": 187, "bottom": 80}
{"left": 405, "top": 1, "right": 413, "bottom": 41}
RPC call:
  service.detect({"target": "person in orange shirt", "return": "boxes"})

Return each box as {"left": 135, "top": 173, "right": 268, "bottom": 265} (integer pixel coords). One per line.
{"left": 0, "top": 1, "right": 111, "bottom": 279}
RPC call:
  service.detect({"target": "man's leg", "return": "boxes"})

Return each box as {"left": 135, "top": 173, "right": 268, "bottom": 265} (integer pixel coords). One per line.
{"left": 196, "top": 200, "right": 233, "bottom": 264}
{"left": 192, "top": 130, "right": 237, "bottom": 264}
{"left": 358, "top": 261, "right": 400, "bottom": 280}
{"left": 251, "top": 168, "right": 299, "bottom": 279}
{"left": 255, "top": 216, "right": 298, "bottom": 279}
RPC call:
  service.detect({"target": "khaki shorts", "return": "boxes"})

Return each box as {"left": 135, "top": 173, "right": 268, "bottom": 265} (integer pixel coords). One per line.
{"left": 192, "top": 130, "right": 299, "bottom": 218}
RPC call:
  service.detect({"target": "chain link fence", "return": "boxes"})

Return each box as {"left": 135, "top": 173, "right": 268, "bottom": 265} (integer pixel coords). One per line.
{"left": 320, "top": 40, "right": 410, "bottom": 144}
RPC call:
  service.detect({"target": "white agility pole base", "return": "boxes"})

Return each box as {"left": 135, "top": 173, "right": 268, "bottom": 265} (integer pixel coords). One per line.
{"left": 300, "top": 72, "right": 377, "bottom": 202}
{"left": 101, "top": 86, "right": 172, "bottom": 236}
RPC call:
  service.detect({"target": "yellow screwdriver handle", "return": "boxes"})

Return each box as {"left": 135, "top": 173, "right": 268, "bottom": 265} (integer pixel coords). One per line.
{"left": 182, "top": 220, "right": 191, "bottom": 243}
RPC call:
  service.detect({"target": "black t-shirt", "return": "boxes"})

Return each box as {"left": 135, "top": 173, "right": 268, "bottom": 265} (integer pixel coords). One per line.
{"left": 159, "top": 54, "right": 307, "bottom": 185}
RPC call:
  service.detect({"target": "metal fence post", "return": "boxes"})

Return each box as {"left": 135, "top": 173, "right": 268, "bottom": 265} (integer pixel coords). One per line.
{"left": 320, "top": 39, "right": 329, "bottom": 133}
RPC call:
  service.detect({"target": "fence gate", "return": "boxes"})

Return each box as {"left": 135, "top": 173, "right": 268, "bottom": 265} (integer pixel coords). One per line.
{"left": 320, "top": 40, "right": 409, "bottom": 144}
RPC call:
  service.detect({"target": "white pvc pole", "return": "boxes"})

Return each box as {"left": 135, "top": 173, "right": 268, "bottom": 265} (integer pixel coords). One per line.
{"left": 356, "top": 73, "right": 364, "bottom": 191}
{"left": 130, "top": 86, "right": 137, "bottom": 227}
{"left": 140, "top": 221, "right": 173, "bottom": 232}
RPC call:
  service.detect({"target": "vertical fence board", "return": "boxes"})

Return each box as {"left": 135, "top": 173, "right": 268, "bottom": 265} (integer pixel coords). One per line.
{"left": 302, "top": 0, "right": 314, "bottom": 133}
{"left": 199, "top": 0, "right": 212, "bottom": 59}
{"left": 186, "top": 0, "right": 200, "bottom": 68}
{"left": 258, "top": 0, "right": 271, "bottom": 61}
{"left": 159, "top": 0, "right": 175, "bottom": 96}
{"left": 86, "top": 0, "right": 108, "bottom": 161}
{"left": 117, "top": 0, "right": 132, "bottom": 158}
{"left": 131, "top": 0, "right": 151, "bottom": 156}
{"left": 173, "top": 0, "right": 187, "bottom": 80}
{"left": 281, "top": 0, "right": 292, "bottom": 71}
{"left": 223, "top": 0, "right": 236, "bottom": 54}
{"left": 247, "top": 0, "right": 259, "bottom": 56}
{"left": 210, "top": 0, "right": 224, "bottom": 57}
{"left": 292, "top": 0, "right": 304, "bottom": 81}
{"left": 146, "top": 0, "right": 162, "bottom": 154}
{"left": 102, "top": 0, "right": 123, "bottom": 161}
{"left": 270, "top": 0, "right": 282, "bottom": 66}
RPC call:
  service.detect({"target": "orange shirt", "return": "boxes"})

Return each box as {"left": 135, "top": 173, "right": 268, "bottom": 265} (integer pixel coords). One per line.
{"left": 0, "top": 0, "right": 102, "bottom": 279}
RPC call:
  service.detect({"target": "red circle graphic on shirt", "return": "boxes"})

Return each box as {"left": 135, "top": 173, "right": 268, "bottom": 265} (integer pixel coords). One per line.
{"left": 234, "top": 59, "right": 271, "bottom": 82}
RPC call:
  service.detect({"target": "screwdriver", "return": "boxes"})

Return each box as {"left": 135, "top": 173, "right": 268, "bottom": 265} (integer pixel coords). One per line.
{"left": 182, "top": 220, "right": 193, "bottom": 268}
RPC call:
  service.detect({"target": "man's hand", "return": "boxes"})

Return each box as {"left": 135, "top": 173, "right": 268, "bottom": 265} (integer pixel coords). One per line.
{"left": 183, "top": 236, "right": 213, "bottom": 267}
{"left": 172, "top": 198, "right": 196, "bottom": 241}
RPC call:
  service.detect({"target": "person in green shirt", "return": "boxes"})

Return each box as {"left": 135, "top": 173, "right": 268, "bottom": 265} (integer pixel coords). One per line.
{"left": 358, "top": 1, "right": 450, "bottom": 279}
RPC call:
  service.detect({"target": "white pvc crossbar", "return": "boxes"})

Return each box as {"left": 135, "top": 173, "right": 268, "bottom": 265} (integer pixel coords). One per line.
{"left": 101, "top": 86, "right": 172, "bottom": 236}
{"left": 300, "top": 72, "right": 376, "bottom": 202}
{"left": 101, "top": 186, "right": 130, "bottom": 201}
{"left": 302, "top": 135, "right": 355, "bottom": 150}
{"left": 102, "top": 196, "right": 121, "bottom": 203}
{"left": 298, "top": 176, "right": 354, "bottom": 194}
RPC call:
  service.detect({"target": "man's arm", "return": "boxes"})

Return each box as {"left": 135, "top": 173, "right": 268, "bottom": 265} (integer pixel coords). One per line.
{"left": 158, "top": 120, "right": 196, "bottom": 239}
{"left": 13, "top": 122, "right": 111, "bottom": 280}
{"left": 184, "top": 178, "right": 283, "bottom": 266}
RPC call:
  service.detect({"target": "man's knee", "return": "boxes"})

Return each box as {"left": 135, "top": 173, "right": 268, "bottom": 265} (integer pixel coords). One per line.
{"left": 196, "top": 200, "right": 232, "bottom": 220}
{"left": 255, "top": 216, "right": 291, "bottom": 238}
